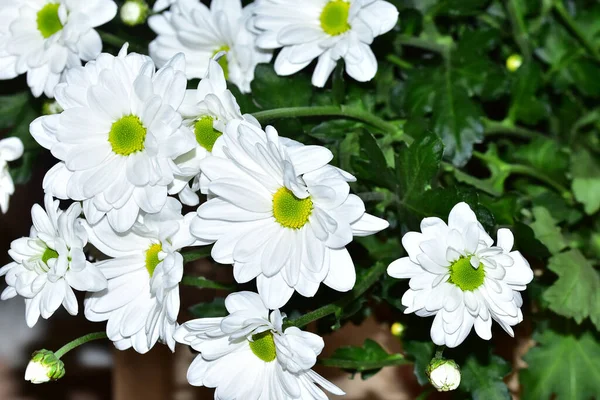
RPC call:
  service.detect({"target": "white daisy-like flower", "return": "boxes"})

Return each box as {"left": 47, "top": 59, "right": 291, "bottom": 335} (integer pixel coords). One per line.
{"left": 387, "top": 202, "right": 534, "bottom": 348}
{"left": 191, "top": 120, "right": 389, "bottom": 308}
{"left": 0, "top": 195, "right": 107, "bottom": 327}
{"left": 253, "top": 0, "right": 399, "bottom": 87}
{"left": 0, "top": 137, "right": 24, "bottom": 214}
{"left": 170, "top": 57, "right": 260, "bottom": 206}
{"left": 84, "top": 198, "right": 209, "bottom": 354}
{"left": 30, "top": 45, "right": 196, "bottom": 233}
{"left": 0, "top": 0, "right": 118, "bottom": 97}
{"left": 175, "top": 291, "right": 344, "bottom": 399}
{"left": 148, "top": 0, "right": 272, "bottom": 93}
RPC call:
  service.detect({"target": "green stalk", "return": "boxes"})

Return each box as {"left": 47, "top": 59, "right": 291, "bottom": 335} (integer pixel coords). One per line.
{"left": 483, "top": 118, "right": 546, "bottom": 140}
{"left": 181, "top": 276, "right": 236, "bottom": 291}
{"left": 54, "top": 332, "right": 107, "bottom": 359}
{"left": 319, "top": 353, "right": 407, "bottom": 371}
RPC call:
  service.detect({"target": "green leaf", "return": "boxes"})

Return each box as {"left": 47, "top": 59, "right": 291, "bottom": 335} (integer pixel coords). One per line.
{"left": 543, "top": 249, "right": 600, "bottom": 330}
{"left": 352, "top": 131, "right": 395, "bottom": 189}
{"left": 0, "top": 92, "right": 29, "bottom": 129}
{"left": 512, "top": 138, "right": 569, "bottom": 183}
{"left": 188, "top": 298, "right": 228, "bottom": 318}
{"left": 250, "top": 64, "right": 312, "bottom": 109}
{"left": 570, "top": 148, "right": 600, "bottom": 215}
{"left": 508, "top": 62, "right": 548, "bottom": 125}
{"left": 402, "top": 340, "right": 435, "bottom": 385}
{"left": 460, "top": 353, "right": 511, "bottom": 400}
{"left": 529, "top": 207, "right": 567, "bottom": 254}
{"left": 321, "top": 339, "right": 406, "bottom": 380}
{"left": 521, "top": 329, "right": 600, "bottom": 400}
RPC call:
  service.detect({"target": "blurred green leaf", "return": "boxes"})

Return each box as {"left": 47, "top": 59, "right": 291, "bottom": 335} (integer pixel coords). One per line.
{"left": 0, "top": 92, "right": 29, "bottom": 129}
{"left": 251, "top": 64, "right": 312, "bottom": 109}
{"left": 403, "top": 340, "right": 435, "bottom": 385}
{"left": 529, "top": 207, "right": 567, "bottom": 254}
{"left": 570, "top": 148, "right": 600, "bottom": 215}
{"left": 189, "top": 298, "right": 228, "bottom": 318}
{"left": 460, "top": 353, "right": 511, "bottom": 400}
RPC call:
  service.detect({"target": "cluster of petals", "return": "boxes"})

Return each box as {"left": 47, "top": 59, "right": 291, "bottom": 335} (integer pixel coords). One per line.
{"left": 0, "top": 137, "right": 24, "bottom": 214}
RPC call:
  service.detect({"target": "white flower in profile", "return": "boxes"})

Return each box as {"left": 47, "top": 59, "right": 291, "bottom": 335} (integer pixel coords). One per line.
{"left": 0, "top": 0, "right": 118, "bottom": 97}
{"left": 0, "top": 137, "right": 24, "bottom": 214}
{"left": 175, "top": 291, "right": 344, "bottom": 399}
{"left": 191, "top": 120, "right": 389, "bottom": 308}
{"left": 253, "top": 0, "right": 399, "bottom": 87}
{"left": 170, "top": 57, "right": 260, "bottom": 206}
{"left": 148, "top": 0, "right": 272, "bottom": 93}
{"left": 0, "top": 195, "right": 107, "bottom": 327}
{"left": 387, "top": 202, "right": 534, "bottom": 348}
{"left": 84, "top": 198, "right": 209, "bottom": 354}
{"left": 30, "top": 45, "right": 196, "bottom": 233}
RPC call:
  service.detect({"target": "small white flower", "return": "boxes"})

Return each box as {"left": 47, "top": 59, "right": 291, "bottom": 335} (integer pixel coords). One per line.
{"left": 84, "top": 198, "right": 209, "bottom": 354}
{"left": 170, "top": 58, "right": 260, "bottom": 206}
{"left": 191, "top": 120, "right": 389, "bottom": 308}
{"left": 427, "top": 358, "right": 461, "bottom": 392}
{"left": 0, "top": 137, "right": 24, "bottom": 214}
{"left": 175, "top": 291, "right": 344, "bottom": 399}
{"left": 120, "top": 0, "right": 149, "bottom": 26}
{"left": 25, "top": 349, "right": 65, "bottom": 384}
{"left": 387, "top": 202, "right": 534, "bottom": 348}
{"left": 253, "top": 0, "right": 399, "bottom": 87}
{"left": 0, "top": 195, "right": 107, "bottom": 327}
{"left": 0, "top": 0, "right": 118, "bottom": 97}
{"left": 30, "top": 45, "right": 196, "bottom": 233}
{"left": 149, "top": 0, "right": 272, "bottom": 93}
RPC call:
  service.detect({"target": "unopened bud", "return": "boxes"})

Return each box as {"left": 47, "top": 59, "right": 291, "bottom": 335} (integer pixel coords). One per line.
{"left": 427, "top": 357, "right": 460, "bottom": 392}
{"left": 25, "top": 350, "right": 65, "bottom": 384}
{"left": 390, "top": 322, "right": 405, "bottom": 337}
{"left": 506, "top": 54, "right": 523, "bottom": 72}
{"left": 42, "top": 100, "right": 63, "bottom": 115}
{"left": 120, "top": 0, "right": 149, "bottom": 26}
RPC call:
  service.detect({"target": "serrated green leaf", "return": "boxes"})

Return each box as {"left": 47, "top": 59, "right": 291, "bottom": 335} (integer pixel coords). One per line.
{"left": 352, "top": 131, "right": 396, "bottom": 188}
{"left": 544, "top": 250, "right": 600, "bottom": 330}
{"left": 188, "top": 298, "right": 228, "bottom": 318}
{"left": 521, "top": 329, "right": 600, "bottom": 400}
{"left": 529, "top": 207, "right": 567, "bottom": 254}
{"left": 250, "top": 64, "right": 312, "bottom": 109}
{"left": 460, "top": 353, "right": 511, "bottom": 400}
{"left": 513, "top": 138, "right": 569, "bottom": 183}
{"left": 570, "top": 148, "right": 600, "bottom": 215}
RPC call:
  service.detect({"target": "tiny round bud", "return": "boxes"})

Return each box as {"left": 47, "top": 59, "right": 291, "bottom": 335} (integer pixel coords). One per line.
{"left": 427, "top": 357, "right": 461, "bottom": 392}
{"left": 506, "top": 54, "right": 523, "bottom": 72}
{"left": 25, "top": 350, "right": 65, "bottom": 384}
{"left": 42, "top": 100, "right": 63, "bottom": 115}
{"left": 390, "top": 322, "right": 405, "bottom": 337}
{"left": 120, "top": 0, "right": 149, "bottom": 27}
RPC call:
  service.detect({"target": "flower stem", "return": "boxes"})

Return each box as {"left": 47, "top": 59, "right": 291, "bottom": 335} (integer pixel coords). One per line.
{"left": 319, "top": 353, "right": 407, "bottom": 371}
{"left": 182, "top": 247, "right": 212, "bottom": 263}
{"left": 483, "top": 118, "right": 546, "bottom": 140}
{"left": 54, "top": 332, "right": 107, "bottom": 359}
{"left": 252, "top": 106, "right": 401, "bottom": 138}
{"left": 181, "top": 275, "right": 236, "bottom": 291}
{"left": 386, "top": 54, "right": 414, "bottom": 70}
{"left": 284, "top": 262, "right": 388, "bottom": 329}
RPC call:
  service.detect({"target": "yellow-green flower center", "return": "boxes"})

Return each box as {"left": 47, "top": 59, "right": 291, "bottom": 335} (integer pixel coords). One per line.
{"left": 37, "top": 3, "right": 63, "bottom": 39}
{"left": 145, "top": 243, "right": 162, "bottom": 277}
{"left": 41, "top": 248, "right": 59, "bottom": 265}
{"left": 447, "top": 257, "right": 485, "bottom": 291}
{"left": 212, "top": 46, "right": 230, "bottom": 80}
{"left": 272, "top": 187, "right": 313, "bottom": 229}
{"left": 249, "top": 331, "right": 277, "bottom": 362}
{"left": 108, "top": 115, "right": 147, "bottom": 156}
{"left": 320, "top": 0, "right": 351, "bottom": 36}
{"left": 194, "top": 116, "right": 222, "bottom": 152}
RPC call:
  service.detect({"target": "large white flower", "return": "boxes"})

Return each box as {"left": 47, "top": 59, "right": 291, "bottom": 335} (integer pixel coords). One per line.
{"left": 0, "top": 137, "right": 24, "bottom": 214}
{"left": 30, "top": 45, "right": 196, "bottom": 233}
{"left": 253, "top": 0, "right": 399, "bottom": 87}
{"left": 148, "top": 0, "right": 272, "bottom": 93}
{"left": 170, "top": 58, "right": 260, "bottom": 206}
{"left": 175, "top": 291, "right": 344, "bottom": 399}
{"left": 191, "top": 120, "right": 389, "bottom": 308}
{"left": 387, "top": 202, "right": 534, "bottom": 348}
{"left": 0, "top": 0, "right": 117, "bottom": 97}
{"left": 84, "top": 198, "right": 208, "bottom": 354}
{"left": 0, "top": 195, "right": 107, "bottom": 327}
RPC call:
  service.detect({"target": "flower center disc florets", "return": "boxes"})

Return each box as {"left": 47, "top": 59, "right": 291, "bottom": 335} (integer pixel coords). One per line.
{"left": 37, "top": 3, "right": 63, "bottom": 38}
{"left": 145, "top": 243, "right": 162, "bottom": 276}
{"left": 212, "top": 45, "right": 231, "bottom": 79}
{"left": 249, "top": 331, "right": 277, "bottom": 362}
{"left": 272, "top": 187, "right": 313, "bottom": 229}
{"left": 448, "top": 257, "right": 485, "bottom": 291}
{"left": 41, "top": 247, "right": 59, "bottom": 265}
{"left": 194, "top": 116, "right": 222, "bottom": 152}
{"left": 109, "top": 115, "right": 147, "bottom": 156}
{"left": 320, "top": 0, "right": 351, "bottom": 36}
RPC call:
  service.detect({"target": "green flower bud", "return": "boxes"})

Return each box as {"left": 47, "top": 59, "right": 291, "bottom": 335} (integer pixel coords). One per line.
{"left": 25, "top": 350, "right": 65, "bottom": 384}
{"left": 427, "top": 357, "right": 461, "bottom": 392}
{"left": 120, "top": 0, "right": 149, "bottom": 27}
{"left": 390, "top": 322, "right": 405, "bottom": 337}
{"left": 42, "top": 100, "right": 63, "bottom": 115}
{"left": 506, "top": 54, "right": 523, "bottom": 72}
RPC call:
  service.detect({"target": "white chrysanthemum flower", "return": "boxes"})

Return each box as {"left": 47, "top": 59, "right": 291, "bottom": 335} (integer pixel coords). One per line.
{"left": 30, "top": 45, "right": 196, "bottom": 233}
{"left": 191, "top": 120, "right": 389, "bottom": 308}
{"left": 0, "top": 195, "right": 107, "bottom": 327}
{"left": 152, "top": 0, "right": 175, "bottom": 12}
{"left": 387, "top": 202, "right": 534, "bottom": 348}
{"left": 170, "top": 58, "right": 260, "bottom": 206}
{"left": 149, "top": 0, "right": 272, "bottom": 93}
{"left": 175, "top": 291, "right": 344, "bottom": 399}
{"left": 253, "top": 0, "right": 399, "bottom": 87}
{"left": 0, "top": 0, "right": 117, "bottom": 97}
{"left": 0, "top": 137, "right": 24, "bottom": 214}
{"left": 84, "top": 198, "right": 209, "bottom": 354}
